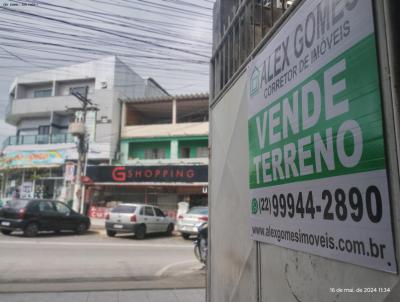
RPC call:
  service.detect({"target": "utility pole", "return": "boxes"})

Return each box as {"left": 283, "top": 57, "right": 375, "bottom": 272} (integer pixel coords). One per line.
{"left": 68, "top": 87, "right": 98, "bottom": 214}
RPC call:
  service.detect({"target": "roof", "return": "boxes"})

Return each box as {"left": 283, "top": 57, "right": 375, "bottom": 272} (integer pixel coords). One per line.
{"left": 120, "top": 92, "right": 209, "bottom": 103}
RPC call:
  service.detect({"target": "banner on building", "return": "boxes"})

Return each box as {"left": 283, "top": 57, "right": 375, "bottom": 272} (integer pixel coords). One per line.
{"left": 86, "top": 165, "right": 208, "bottom": 183}
{"left": 0, "top": 150, "right": 66, "bottom": 169}
{"left": 247, "top": 0, "right": 396, "bottom": 273}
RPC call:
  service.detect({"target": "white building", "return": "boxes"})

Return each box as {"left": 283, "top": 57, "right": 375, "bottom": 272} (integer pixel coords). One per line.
{"left": 1, "top": 56, "right": 168, "bottom": 202}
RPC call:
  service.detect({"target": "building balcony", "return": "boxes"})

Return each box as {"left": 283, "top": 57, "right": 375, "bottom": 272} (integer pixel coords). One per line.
{"left": 121, "top": 122, "right": 209, "bottom": 139}
{"left": 124, "top": 158, "right": 209, "bottom": 166}
{"left": 5, "top": 95, "right": 82, "bottom": 125}
{"left": 2, "top": 133, "right": 75, "bottom": 148}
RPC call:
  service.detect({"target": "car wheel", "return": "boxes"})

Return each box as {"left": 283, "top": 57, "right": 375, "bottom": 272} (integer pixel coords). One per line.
{"left": 135, "top": 225, "right": 146, "bottom": 240}
{"left": 106, "top": 230, "right": 116, "bottom": 237}
{"left": 182, "top": 233, "right": 190, "bottom": 240}
{"left": 75, "top": 222, "right": 88, "bottom": 235}
{"left": 24, "top": 223, "right": 39, "bottom": 237}
{"left": 1, "top": 229, "right": 12, "bottom": 236}
{"left": 166, "top": 223, "right": 174, "bottom": 236}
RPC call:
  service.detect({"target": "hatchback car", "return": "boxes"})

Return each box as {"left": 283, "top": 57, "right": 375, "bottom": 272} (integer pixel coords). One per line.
{"left": 177, "top": 206, "right": 208, "bottom": 239}
{"left": 105, "top": 204, "right": 174, "bottom": 239}
{"left": 0, "top": 199, "right": 91, "bottom": 237}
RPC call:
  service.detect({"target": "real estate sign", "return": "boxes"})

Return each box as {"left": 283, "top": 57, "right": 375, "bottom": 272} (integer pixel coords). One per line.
{"left": 247, "top": 0, "right": 397, "bottom": 273}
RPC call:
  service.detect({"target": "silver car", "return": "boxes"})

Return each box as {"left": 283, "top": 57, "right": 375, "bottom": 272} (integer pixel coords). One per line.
{"left": 105, "top": 204, "right": 174, "bottom": 239}
{"left": 177, "top": 206, "right": 208, "bottom": 239}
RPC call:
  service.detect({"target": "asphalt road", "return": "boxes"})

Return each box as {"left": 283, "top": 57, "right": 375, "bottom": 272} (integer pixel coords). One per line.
{"left": 0, "top": 229, "right": 205, "bottom": 293}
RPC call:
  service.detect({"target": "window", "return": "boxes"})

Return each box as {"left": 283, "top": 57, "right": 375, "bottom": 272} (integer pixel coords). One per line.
{"left": 55, "top": 202, "right": 71, "bottom": 215}
{"left": 154, "top": 208, "right": 165, "bottom": 217}
{"left": 196, "top": 147, "right": 209, "bottom": 158}
{"left": 211, "top": 0, "right": 293, "bottom": 100}
{"left": 39, "top": 201, "right": 56, "bottom": 212}
{"left": 4, "top": 200, "right": 30, "bottom": 209}
{"left": 144, "top": 206, "right": 155, "bottom": 216}
{"left": 180, "top": 147, "right": 191, "bottom": 158}
{"left": 144, "top": 148, "right": 166, "bottom": 159}
{"left": 34, "top": 89, "right": 52, "bottom": 98}
{"left": 112, "top": 205, "right": 136, "bottom": 213}
{"left": 38, "top": 126, "right": 50, "bottom": 135}
{"left": 69, "top": 86, "right": 88, "bottom": 96}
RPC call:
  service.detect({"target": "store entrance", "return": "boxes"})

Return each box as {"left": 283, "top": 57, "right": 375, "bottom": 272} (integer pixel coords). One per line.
{"left": 34, "top": 179, "right": 63, "bottom": 199}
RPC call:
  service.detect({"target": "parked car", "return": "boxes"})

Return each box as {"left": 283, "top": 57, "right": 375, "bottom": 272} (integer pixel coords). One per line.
{"left": 0, "top": 199, "right": 91, "bottom": 237}
{"left": 105, "top": 203, "right": 174, "bottom": 239}
{"left": 177, "top": 206, "right": 208, "bottom": 239}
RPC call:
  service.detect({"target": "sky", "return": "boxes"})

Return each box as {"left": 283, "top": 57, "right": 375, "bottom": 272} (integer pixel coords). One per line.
{"left": 0, "top": 0, "right": 214, "bottom": 142}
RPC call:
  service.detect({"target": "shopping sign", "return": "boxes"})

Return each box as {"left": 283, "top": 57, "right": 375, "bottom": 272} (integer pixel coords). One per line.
{"left": 247, "top": 0, "right": 396, "bottom": 273}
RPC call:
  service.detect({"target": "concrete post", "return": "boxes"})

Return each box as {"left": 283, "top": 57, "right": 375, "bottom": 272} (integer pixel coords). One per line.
{"left": 172, "top": 98, "right": 177, "bottom": 124}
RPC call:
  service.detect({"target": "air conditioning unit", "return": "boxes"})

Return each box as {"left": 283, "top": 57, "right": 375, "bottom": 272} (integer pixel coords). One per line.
{"left": 68, "top": 122, "right": 85, "bottom": 136}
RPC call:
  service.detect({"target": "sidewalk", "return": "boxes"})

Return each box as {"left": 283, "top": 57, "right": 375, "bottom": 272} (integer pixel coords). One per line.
{"left": 90, "top": 218, "right": 106, "bottom": 229}
{"left": 0, "top": 289, "right": 205, "bottom": 302}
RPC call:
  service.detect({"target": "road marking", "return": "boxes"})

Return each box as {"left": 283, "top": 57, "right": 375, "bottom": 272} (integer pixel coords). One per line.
{"left": 0, "top": 240, "right": 192, "bottom": 249}
{"left": 154, "top": 260, "right": 199, "bottom": 277}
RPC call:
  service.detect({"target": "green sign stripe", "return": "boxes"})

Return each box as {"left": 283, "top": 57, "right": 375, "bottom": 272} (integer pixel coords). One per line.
{"left": 249, "top": 34, "right": 385, "bottom": 189}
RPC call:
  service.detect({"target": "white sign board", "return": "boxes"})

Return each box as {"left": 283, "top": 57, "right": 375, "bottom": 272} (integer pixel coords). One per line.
{"left": 247, "top": 0, "right": 396, "bottom": 273}
{"left": 20, "top": 182, "right": 34, "bottom": 199}
{"left": 65, "top": 163, "right": 75, "bottom": 182}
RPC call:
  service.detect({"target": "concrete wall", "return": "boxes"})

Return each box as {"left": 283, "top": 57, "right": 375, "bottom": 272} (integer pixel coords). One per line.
{"left": 55, "top": 79, "right": 95, "bottom": 96}
{"left": 121, "top": 122, "right": 209, "bottom": 139}
{"left": 209, "top": 71, "right": 400, "bottom": 302}
{"left": 209, "top": 74, "right": 258, "bottom": 302}
{"left": 209, "top": 1, "right": 400, "bottom": 301}
{"left": 12, "top": 56, "right": 117, "bottom": 90}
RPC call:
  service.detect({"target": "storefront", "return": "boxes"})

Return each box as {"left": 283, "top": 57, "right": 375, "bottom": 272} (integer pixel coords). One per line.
{"left": 85, "top": 165, "right": 208, "bottom": 219}
{"left": 0, "top": 150, "right": 74, "bottom": 202}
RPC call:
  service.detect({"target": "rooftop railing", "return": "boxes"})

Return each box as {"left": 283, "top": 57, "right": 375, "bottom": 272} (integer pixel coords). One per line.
{"left": 2, "top": 133, "right": 75, "bottom": 148}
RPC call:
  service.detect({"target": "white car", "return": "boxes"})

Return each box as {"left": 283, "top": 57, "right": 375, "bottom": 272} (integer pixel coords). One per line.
{"left": 105, "top": 203, "right": 174, "bottom": 239}
{"left": 177, "top": 206, "right": 208, "bottom": 239}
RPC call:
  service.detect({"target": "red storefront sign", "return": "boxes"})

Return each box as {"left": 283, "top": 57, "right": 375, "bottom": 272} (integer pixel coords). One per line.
{"left": 88, "top": 206, "right": 109, "bottom": 219}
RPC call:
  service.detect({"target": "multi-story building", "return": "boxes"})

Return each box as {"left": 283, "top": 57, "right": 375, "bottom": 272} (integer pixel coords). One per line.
{"left": 84, "top": 93, "right": 209, "bottom": 218}
{"left": 0, "top": 56, "right": 168, "bottom": 202}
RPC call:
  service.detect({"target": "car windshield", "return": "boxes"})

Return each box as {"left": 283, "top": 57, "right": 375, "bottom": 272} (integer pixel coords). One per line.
{"left": 111, "top": 205, "right": 136, "bottom": 213}
{"left": 4, "top": 199, "right": 30, "bottom": 209}
{"left": 188, "top": 207, "right": 208, "bottom": 215}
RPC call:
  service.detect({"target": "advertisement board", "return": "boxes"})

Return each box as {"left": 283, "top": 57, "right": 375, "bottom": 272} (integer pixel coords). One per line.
{"left": 86, "top": 165, "right": 208, "bottom": 183}
{"left": 65, "top": 163, "right": 76, "bottom": 182}
{"left": 20, "top": 182, "right": 34, "bottom": 199}
{"left": 0, "top": 150, "right": 65, "bottom": 169}
{"left": 247, "top": 0, "right": 396, "bottom": 272}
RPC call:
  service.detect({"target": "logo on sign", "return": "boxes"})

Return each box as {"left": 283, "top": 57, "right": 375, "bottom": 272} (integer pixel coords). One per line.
{"left": 250, "top": 67, "right": 260, "bottom": 96}
{"left": 251, "top": 198, "right": 258, "bottom": 214}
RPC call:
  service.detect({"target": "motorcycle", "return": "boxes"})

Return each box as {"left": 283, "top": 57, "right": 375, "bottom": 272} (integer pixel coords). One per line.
{"left": 194, "top": 222, "right": 208, "bottom": 265}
